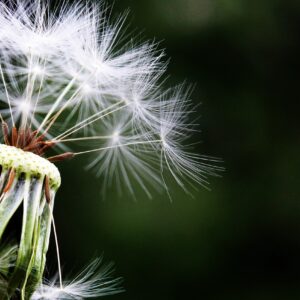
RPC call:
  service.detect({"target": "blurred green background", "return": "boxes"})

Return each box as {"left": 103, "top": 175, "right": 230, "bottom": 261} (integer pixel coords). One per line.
{"left": 50, "top": 0, "right": 300, "bottom": 299}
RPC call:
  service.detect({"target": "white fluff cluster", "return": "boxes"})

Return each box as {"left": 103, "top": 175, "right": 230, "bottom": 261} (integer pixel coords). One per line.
{"left": 0, "top": 244, "right": 17, "bottom": 274}
{"left": 0, "top": 244, "right": 17, "bottom": 297}
{"left": 32, "top": 259, "right": 122, "bottom": 300}
{"left": 0, "top": 0, "right": 220, "bottom": 197}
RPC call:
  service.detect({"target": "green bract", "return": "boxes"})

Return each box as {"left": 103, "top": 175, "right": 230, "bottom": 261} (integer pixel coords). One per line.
{"left": 0, "top": 145, "right": 60, "bottom": 299}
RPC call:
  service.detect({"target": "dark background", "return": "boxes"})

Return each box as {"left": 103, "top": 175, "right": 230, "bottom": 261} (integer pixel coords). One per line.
{"left": 50, "top": 1, "right": 300, "bottom": 299}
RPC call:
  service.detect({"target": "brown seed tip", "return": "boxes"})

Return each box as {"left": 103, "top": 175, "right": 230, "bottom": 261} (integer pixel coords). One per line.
{"left": 47, "top": 152, "right": 75, "bottom": 163}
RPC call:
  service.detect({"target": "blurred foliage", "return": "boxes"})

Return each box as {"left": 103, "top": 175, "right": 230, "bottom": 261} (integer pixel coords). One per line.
{"left": 47, "top": 0, "right": 300, "bottom": 299}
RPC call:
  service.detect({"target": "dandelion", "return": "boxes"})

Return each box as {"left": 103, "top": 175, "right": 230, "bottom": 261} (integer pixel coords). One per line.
{"left": 0, "top": 0, "right": 221, "bottom": 299}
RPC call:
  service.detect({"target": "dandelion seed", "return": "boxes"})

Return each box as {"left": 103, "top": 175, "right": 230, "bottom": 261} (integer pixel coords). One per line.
{"left": 0, "top": 0, "right": 222, "bottom": 298}
{"left": 32, "top": 259, "right": 123, "bottom": 300}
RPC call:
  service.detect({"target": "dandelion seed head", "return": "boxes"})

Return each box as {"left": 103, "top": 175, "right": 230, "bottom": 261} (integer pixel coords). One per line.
{"left": 0, "top": 144, "right": 61, "bottom": 188}
{"left": 0, "top": 0, "right": 221, "bottom": 197}
{"left": 0, "top": 0, "right": 223, "bottom": 298}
